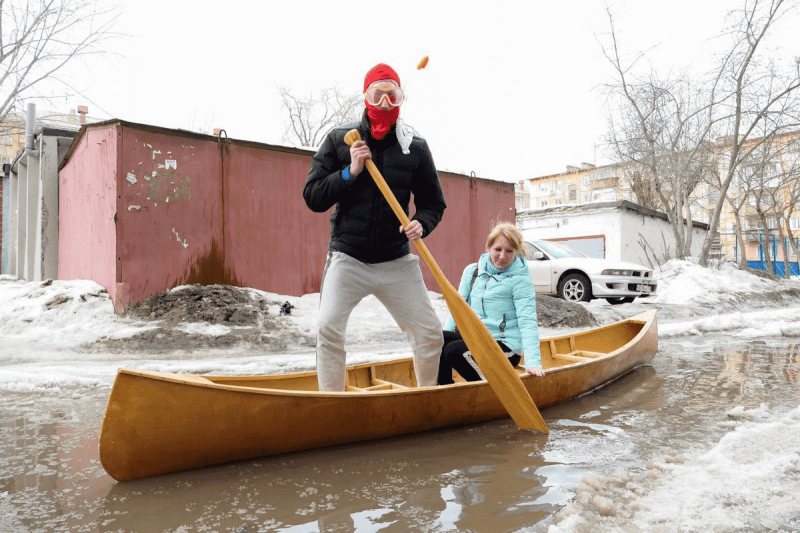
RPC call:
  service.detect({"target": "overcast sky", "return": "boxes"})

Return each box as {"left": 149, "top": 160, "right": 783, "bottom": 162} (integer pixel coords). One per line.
{"left": 55, "top": 0, "right": 800, "bottom": 183}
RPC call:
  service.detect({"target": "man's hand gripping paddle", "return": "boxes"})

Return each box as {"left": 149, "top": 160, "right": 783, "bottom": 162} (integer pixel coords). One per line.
{"left": 344, "top": 129, "right": 548, "bottom": 433}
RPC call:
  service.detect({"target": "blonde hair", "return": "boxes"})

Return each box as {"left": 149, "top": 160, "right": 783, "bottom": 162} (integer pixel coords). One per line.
{"left": 485, "top": 222, "right": 532, "bottom": 259}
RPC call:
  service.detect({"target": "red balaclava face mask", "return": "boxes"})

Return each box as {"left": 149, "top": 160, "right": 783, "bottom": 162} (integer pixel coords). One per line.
{"left": 364, "top": 63, "right": 401, "bottom": 140}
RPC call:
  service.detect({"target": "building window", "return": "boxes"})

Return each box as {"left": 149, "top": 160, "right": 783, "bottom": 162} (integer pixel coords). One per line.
{"left": 540, "top": 199, "right": 548, "bottom": 207}
{"left": 790, "top": 217, "right": 800, "bottom": 231}
{"left": 568, "top": 184, "right": 577, "bottom": 201}
{"left": 593, "top": 188, "right": 616, "bottom": 201}
{"left": 554, "top": 180, "right": 563, "bottom": 194}
{"left": 582, "top": 193, "right": 591, "bottom": 203}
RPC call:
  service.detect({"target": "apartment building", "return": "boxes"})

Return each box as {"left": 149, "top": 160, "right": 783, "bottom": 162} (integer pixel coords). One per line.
{"left": 521, "top": 162, "right": 631, "bottom": 211}
{"left": 707, "top": 132, "right": 800, "bottom": 269}
{"left": 519, "top": 131, "right": 800, "bottom": 268}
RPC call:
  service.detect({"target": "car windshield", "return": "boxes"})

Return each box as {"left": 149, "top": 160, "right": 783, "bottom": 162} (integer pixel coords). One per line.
{"left": 527, "top": 240, "right": 587, "bottom": 259}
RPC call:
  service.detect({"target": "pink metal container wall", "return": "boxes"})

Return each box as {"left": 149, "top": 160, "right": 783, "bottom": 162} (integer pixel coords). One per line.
{"left": 59, "top": 121, "right": 515, "bottom": 312}
{"left": 58, "top": 126, "right": 121, "bottom": 302}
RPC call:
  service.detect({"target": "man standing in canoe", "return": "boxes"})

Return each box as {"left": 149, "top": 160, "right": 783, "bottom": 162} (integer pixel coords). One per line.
{"left": 304, "top": 63, "right": 447, "bottom": 392}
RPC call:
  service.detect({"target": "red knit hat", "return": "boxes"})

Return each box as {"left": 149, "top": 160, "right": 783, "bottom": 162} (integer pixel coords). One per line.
{"left": 363, "top": 63, "right": 401, "bottom": 140}
{"left": 364, "top": 63, "right": 401, "bottom": 92}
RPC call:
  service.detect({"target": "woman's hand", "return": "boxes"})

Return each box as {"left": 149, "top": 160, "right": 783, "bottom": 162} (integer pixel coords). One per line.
{"left": 349, "top": 140, "right": 371, "bottom": 176}
{"left": 525, "top": 367, "right": 545, "bottom": 377}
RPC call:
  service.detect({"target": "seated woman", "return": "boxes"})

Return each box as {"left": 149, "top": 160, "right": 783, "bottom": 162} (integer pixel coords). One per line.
{"left": 437, "top": 222, "right": 544, "bottom": 385}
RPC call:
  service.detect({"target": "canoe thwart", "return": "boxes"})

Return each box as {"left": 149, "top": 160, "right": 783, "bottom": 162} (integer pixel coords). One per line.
{"left": 552, "top": 353, "right": 591, "bottom": 364}
{"left": 552, "top": 350, "right": 607, "bottom": 364}
{"left": 345, "top": 378, "right": 409, "bottom": 392}
{"left": 371, "top": 378, "right": 409, "bottom": 390}
{"left": 574, "top": 350, "right": 604, "bottom": 358}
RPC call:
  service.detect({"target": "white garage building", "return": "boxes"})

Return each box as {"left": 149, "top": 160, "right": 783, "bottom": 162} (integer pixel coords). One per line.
{"left": 516, "top": 200, "right": 709, "bottom": 268}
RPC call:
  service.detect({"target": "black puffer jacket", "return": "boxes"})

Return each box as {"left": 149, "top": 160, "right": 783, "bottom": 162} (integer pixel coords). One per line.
{"left": 304, "top": 111, "right": 447, "bottom": 264}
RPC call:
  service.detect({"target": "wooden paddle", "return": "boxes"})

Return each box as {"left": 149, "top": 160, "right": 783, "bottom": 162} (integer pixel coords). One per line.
{"left": 344, "top": 129, "right": 548, "bottom": 433}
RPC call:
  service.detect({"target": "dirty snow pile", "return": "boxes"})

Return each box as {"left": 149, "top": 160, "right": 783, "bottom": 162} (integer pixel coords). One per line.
{"left": 0, "top": 279, "right": 155, "bottom": 348}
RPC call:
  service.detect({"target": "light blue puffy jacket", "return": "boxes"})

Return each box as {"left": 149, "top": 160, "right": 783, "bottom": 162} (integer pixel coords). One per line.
{"left": 444, "top": 253, "right": 542, "bottom": 368}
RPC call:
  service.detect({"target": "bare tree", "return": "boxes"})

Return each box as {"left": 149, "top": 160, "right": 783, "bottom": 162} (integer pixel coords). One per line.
{"left": 279, "top": 85, "right": 363, "bottom": 148}
{"left": 601, "top": 12, "right": 722, "bottom": 260}
{"left": 699, "top": 0, "right": 800, "bottom": 265}
{"left": 782, "top": 173, "right": 800, "bottom": 275}
{"left": 622, "top": 166, "right": 660, "bottom": 209}
{"left": 601, "top": 0, "right": 800, "bottom": 266}
{"left": 0, "top": 0, "right": 118, "bottom": 134}
{"left": 772, "top": 135, "right": 800, "bottom": 276}
{"left": 743, "top": 148, "right": 780, "bottom": 275}
{"left": 719, "top": 166, "right": 755, "bottom": 268}
{"left": 728, "top": 131, "right": 800, "bottom": 277}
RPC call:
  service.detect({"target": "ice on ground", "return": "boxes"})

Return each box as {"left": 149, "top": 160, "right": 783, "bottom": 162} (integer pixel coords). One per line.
{"left": 546, "top": 404, "right": 800, "bottom": 532}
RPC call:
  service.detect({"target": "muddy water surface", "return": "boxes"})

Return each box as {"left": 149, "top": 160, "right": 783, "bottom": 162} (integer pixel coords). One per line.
{"left": 2, "top": 338, "right": 799, "bottom": 532}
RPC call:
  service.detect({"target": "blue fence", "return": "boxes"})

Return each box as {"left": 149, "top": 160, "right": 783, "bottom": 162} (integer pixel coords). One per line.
{"left": 747, "top": 260, "right": 800, "bottom": 277}
{"left": 739, "top": 232, "right": 799, "bottom": 277}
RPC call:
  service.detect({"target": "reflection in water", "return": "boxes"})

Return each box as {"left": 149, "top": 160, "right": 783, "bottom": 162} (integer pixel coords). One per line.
{"left": 97, "top": 422, "right": 552, "bottom": 532}
{"left": 2, "top": 339, "right": 800, "bottom": 531}
{"left": 531, "top": 464, "right": 585, "bottom": 506}
{"left": 435, "top": 487, "right": 461, "bottom": 531}
{"left": 95, "top": 371, "right": 669, "bottom": 531}
{"left": 0, "top": 397, "right": 112, "bottom": 531}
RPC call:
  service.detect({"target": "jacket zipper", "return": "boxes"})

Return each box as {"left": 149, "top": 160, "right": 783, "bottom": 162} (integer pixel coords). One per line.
{"left": 369, "top": 147, "right": 381, "bottom": 246}
{"left": 481, "top": 275, "right": 507, "bottom": 338}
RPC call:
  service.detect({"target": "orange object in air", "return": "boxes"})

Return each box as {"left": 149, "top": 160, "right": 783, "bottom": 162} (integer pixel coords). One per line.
{"left": 417, "top": 56, "right": 429, "bottom": 70}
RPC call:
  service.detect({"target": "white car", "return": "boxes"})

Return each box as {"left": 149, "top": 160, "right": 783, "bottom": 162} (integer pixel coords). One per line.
{"left": 524, "top": 240, "right": 657, "bottom": 304}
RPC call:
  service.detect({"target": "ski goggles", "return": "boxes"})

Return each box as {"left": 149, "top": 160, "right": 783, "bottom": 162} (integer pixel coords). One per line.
{"left": 364, "top": 85, "right": 404, "bottom": 107}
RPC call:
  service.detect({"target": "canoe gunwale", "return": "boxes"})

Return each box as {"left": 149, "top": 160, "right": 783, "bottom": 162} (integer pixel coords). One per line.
{"left": 541, "top": 312, "right": 655, "bottom": 374}
{"left": 113, "top": 310, "right": 657, "bottom": 395}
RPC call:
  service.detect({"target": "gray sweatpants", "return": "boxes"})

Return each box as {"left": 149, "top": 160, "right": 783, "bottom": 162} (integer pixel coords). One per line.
{"left": 316, "top": 251, "right": 443, "bottom": 391}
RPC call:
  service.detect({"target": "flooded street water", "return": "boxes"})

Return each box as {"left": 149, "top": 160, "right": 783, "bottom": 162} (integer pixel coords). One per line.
{"left": 2, "top": 337, "right": 799, "bottom": 532}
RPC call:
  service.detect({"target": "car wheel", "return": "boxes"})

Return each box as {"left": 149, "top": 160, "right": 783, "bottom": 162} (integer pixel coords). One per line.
{"left": 606, "top": 296, "right": 636, "bottom": 305}
{"left": 558, "top": 273, "right": 592, "bottom": 302}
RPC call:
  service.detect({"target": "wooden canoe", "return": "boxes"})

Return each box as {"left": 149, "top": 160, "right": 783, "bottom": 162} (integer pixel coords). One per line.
{"left": 99, "top": 309, "right": 658, "bottom": 481}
